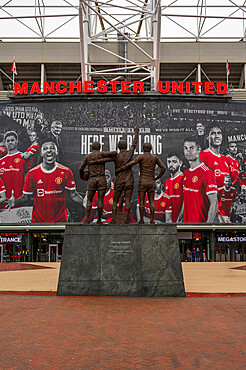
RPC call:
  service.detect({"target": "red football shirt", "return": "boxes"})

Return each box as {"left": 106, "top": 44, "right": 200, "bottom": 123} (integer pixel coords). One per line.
{"left": 164, "top": 172, "right": 184, "bottom": 222}
{"left": 25, "top": 143, "right": 40, "bottom": 171}
{"left": 0, "top": 178, "right": 6, "bottom": 209}
{"left": 218, "top": 186, "right": 237, "bottom": 217}
{"left": 0, "top": 179, "right": 6, "bottom": 194}
{"left": 226, "top": 155, "right": 239, "bottom": 182}
{"left": 145, "top": 192, "right": 172, "bottom": 222}
{"left": 200, "top": 149, "right": 230, "bottom": 188}
{"left": 0, "top": 146, "right": 7, "bottom": 159}
{"left": 183, "top": 163, "right": 217, "bottom": 223}
{"left": 0, "top": 152, "right": 26, "bottom": 199}
{"left": 239, "top": 172, "right": 246, "bottom": 187}
{"left": 23, "top": 163, "right": 76, "bottom": 223}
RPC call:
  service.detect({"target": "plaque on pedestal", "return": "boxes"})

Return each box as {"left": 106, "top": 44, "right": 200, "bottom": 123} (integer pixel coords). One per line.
{"left": 57, "top": 224, "right": 185, "bottom": 297}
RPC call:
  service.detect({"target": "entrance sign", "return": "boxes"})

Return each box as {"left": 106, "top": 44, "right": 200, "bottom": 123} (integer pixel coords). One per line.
{"left": 0, "top": 235, "right": 22, "bottom": 243}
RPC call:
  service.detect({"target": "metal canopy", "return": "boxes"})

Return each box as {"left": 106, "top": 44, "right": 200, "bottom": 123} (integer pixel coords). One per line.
{"left": 1, "top": 1, "right": 246, "bottom": 90}
{"left": 1, "top": 1, "right": 246, "bottom": 42}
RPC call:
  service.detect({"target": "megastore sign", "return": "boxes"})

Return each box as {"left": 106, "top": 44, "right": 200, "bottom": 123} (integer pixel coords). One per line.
{"left": 0, "top": 98, "right": 245, "bottom": 224}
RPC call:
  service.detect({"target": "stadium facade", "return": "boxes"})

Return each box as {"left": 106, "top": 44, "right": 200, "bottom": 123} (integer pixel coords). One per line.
{"left": 1, "top": 2, "right": 246, "bottom": 263}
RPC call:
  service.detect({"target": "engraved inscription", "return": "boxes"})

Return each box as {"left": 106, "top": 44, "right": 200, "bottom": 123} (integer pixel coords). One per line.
{"left": 109, "top": 241, "right": 133, "bottom": 255}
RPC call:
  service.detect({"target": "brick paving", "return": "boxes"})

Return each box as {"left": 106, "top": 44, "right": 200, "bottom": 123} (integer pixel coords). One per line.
{"left": 0, "top": 295, "right": 245, "bottom": 369}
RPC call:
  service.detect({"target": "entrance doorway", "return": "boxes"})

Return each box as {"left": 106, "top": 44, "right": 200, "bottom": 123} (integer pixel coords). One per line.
{"left": 48, "top": 244, "right": 58, "bottom": 262}
{"left": 0, "top": 244, "right": 3, "bottom": 263}
{"left": 215, "top": 244, "right": 245, "bottom": 262}
{"left": 33, "top": 233, "right": 63, "bottom": 262}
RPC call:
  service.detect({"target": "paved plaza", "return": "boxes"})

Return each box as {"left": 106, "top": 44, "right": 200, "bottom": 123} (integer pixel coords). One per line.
{"left": 0, "top": 261, "right": 246, "bottom": 294}
{"left": 0, "top": 262, "right": 246, "bottom": 368}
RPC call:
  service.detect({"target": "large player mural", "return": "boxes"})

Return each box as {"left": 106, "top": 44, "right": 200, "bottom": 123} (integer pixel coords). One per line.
{"left": 0, "top": 98, "right": 246, "bottom": 224}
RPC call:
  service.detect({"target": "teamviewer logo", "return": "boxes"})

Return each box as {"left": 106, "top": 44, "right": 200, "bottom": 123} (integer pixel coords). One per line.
{"left": 37, "top": 189, "right": 44, "bottom": 197}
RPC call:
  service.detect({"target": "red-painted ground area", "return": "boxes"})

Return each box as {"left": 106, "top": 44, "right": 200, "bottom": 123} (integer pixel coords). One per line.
{"left": 0, "top": 291, "right": 57, "bottom": 296}
{"left": 0, "top": 295, "right": 245, "bottom": 369}
{"left": 0, "top": 291, "right": 246, "bottom": 298}
{"left": 231, "top": 265, "right": 246, "bottom": 271}
{"left": 186, "top": 292, "right": 246, "bottom": 297}
{"left": 0, "top": 263, "right": 53, "bottom": 272}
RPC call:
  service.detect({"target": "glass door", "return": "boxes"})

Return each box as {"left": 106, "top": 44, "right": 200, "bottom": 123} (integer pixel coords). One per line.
{"left": 48, "top": 244, "right": 58, "bottom": 262}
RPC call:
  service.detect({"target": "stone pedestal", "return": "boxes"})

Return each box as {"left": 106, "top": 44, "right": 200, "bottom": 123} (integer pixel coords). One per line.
{"left": 57, "top": 224, "right": 185, "bottom": 297}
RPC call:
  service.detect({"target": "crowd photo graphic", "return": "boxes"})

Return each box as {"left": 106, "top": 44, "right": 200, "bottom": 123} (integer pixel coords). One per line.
{"left": 0, "top": 99, "right": 246, "bottom": 224}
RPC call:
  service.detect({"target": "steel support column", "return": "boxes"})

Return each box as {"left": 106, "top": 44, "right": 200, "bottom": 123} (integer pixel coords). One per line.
{"left": 152, "top": 0, "right": 161, "bottom": 90}
{"left": 40, "top": 63, "right": 46, "bottom": 92}
{"left": 197, "top": 63, "right": 202, "bottom": 92}
{"left": 209, "top": 230, "right": 216, "bottom": 261}
{"left": 79, "top": 0, "right": 89, "bottom": 85}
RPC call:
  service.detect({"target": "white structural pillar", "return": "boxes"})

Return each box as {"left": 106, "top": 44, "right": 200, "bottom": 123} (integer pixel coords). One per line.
{"left": 79, "top": 0, "right": 89, "bottom": 86}
{"left": 152, "top": 0, "right": 161, "bottom": 91}
{"left": 0, "top": 75, "right": 3, "bottom": 90}
{"left": 238, "top": 63, "right": 246, "bottom": 89}
{"left": 197, "top": 63, "right": 202, "bottom": 93}
{"left": 41, "top": 63, "right": 46, "bottom": 93}
{"left": 244, "top": 64, "right": 246, "bottom": 89}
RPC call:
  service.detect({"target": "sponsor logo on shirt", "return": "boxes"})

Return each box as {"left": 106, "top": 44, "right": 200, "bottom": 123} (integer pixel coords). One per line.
{"left": 0, "top": 168, "right": 4, "bottom": 175}
{"left": 37, "top": 188, "right": 63, "bottom": 197}
{"left": 37, "top": 189, "right": 44, "bottom": 197}
{"left": 192, "top": 176, "right": 198, "bottom": 183}
{"left": 215, "top": 169, "right": 221, "bottom": 176}
{"left": 174, "top": 183, "right": 179, "bottom": 189}
{"left": 55, "top": 177, "right": 62, "bottom": 184}
{"left": 3, "top": 168, "right": 19, "bottom": 172}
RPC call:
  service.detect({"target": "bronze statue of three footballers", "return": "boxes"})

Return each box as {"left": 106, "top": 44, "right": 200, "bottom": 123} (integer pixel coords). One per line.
{"left": 79, "top": 126, "right": 166, "bottom": 224}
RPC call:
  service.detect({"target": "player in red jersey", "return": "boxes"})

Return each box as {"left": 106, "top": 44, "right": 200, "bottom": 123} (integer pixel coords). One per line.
{"left": 7, "top": 139, "right": 83, "bottom": 223}
{"left": 164, "top": 152, "right": 184, "bottom": 223}
{"left": 0, "top": 135, "right": 7, "bottom": 159}
{"left": 21, "top": 131, "right": 40, "bottom": 171}
{"left": 179, "top": 136, "right": 218, "bottom": 223}
{"left": 199, "top": 125, "right": 231, "bottom": 189}
{"left": 237, "top": 162, "right": 246, "bottom": 192}
{"left": 218, "top": 176, "right": 237, "bottom": 223}
{"left": 0, "top": 179, "right": 6, "bottom": 208}
{"left": 0, "top": 146, "right": 7, "bottom": 158}
{"left": 0, "top": 131, "right": 26, "bottom": 200}
{"left": 138, "top": 178, "right": 172, "bottom": 223}
{"left": 226, "top": 142, "right": 240, "bottom": 183}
